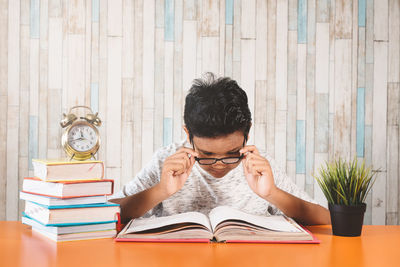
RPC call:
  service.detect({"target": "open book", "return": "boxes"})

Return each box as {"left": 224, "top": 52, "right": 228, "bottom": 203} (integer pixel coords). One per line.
{"left": 115, "top": 206, "right": 319, "bottom": 243}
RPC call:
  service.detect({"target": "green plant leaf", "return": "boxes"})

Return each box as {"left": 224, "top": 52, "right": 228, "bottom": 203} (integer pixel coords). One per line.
{"left": 313, "top": 157, "right": 377, "bottom": 205}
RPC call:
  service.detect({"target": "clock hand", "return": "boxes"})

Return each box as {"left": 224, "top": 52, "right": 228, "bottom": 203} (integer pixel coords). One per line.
{"left": 72, "top": 137, "right": 86, "bottom": 142}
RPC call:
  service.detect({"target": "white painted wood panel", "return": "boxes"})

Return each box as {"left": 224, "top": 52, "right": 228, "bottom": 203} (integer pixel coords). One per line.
{"left": 106, "top": 37, "right": 122, "bottom": 168}
{"left": 365, "top": 63, "right": 373, "bottom": 125}
{"left": 275, "top": 0, "right": 288, "bottom": 111}
{"left": 372, "top": 41, "right": 388, "bottom": 225}
{"left": 201, "top": 0, "right": 219, "bottom": 36}
{"left": 388, "top": 0, "right": 400, "bottom": 83}
{"left": 30, "top": 39, "right": 40, "bottom": 116}
{"left": 8, "top": 0, "right": 19, "bottom": 106}
{"left": 39, "top": 0, "right": 49, "bottom": 160}
{"left": 232, "top": 0, "right": 241, "bottom": 83}
{"left": 287, "top": 94, "right": 296, "bottom": 161}
{"left": 85, "top": 0, "right": 92, "bottom": 107}
{"left": 154, "top": 27, "right": 164, "bottom": 150}
{"left": 182, "top": 21, "right": 197, "bottom": 92}
{"left": 142, "top": 108, "right": 154, "bottom": 165}
{"left": 143, "top": 0, "right": 155, "bottom": 109}
{"left": 387, "top": 123, "right": 398, "bottom": 224}
{"left": 275, "top": 110, "right": 287, "bottom": 170}
{"left": 107, "top": 0, "right": 122, "bottom": 37}
{"left": 48, "top": 18, "right": 62, "bottom": 89}
{"left": 122, "top": 0, "right": 134, "bottom": 78}
{"left": 241, "top": 0, "right": 256, "bottom": 39}
{"left": 255, "top": 80, "right": 267, "bottom": 151}
{"left": 6, "top": 106, "right": 19, "bottom": 220}
{"left": 67, "top": 0, "right": 85, "bottom": 34}
{"left": 315, "top": 23, "right": 329, "bottom": 94}
{"left": 133, "top": 0, "right": 143, "bottom": 175}
{"left": 173, "top": 0, "right": 184, "bottom": 142}
{"left": 374, "top": 0, "right": 389, "bottom": 41}
{"left": 164, "top": 42, "right": 174, "bottom": 118}
{"left": 266, "top": 0, "right": 276, "bottom": 156}
{"left": 224, "top": 25, "right": 233, "bottom": 77}
{"left": 358, "top": 28, "right": 366, "bottom": 88}
{"left": 333, "top": 39, "right": 352, "bottom": 160}
{"left": 0, "top": 98, "right": 6, "bottom": 219}
{"left": 47, "top": 89, "right": 62, "bottom": 159}
{"left": 202, "top": 37, "right": 220, "bottom": 75}
{"left": 287, "top": 31, "right": 297, "bottom": 95}
{"left": 240, "top": 39, "right": 255, "bottom": 144}
{"left": 184, "top": 0, "right": 196, "bottom": 20}
{"left": 297, "top": 44, "right": 307, "bottom": 120}
{"left": 219, "top": 0, "right": 225, "bottom": 76}
{"left": 351, "top": 0, "right": 359, "bottom": 159}
{"left": 67, "top": 34, "right": 85, "bottom": 106}
{"left": 365, "top": 0, "right": 374, "bottom": 64}
{"left": 335, "top": 0, "right": 352, "bottom": 39}
{"left": 255, "top": 0, "right": 267, "bottom": 81}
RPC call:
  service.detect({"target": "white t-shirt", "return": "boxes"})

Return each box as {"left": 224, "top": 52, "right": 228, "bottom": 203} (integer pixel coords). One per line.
{"left": 109, "top": 140, "right": 317, "bottom": 217}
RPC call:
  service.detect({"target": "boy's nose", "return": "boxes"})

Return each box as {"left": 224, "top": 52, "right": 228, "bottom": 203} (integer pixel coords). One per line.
{"left": 213, "top": 161, "right": 226, "bottom": 168}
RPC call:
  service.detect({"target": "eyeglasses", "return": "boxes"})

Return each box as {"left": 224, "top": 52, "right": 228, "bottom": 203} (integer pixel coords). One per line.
{"left": 194, "top": 154, "right": 244, "bottom": 165}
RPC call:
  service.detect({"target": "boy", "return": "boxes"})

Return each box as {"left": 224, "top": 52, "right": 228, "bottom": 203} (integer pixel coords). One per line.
{"left": 110, "top": 73, "right": 330, "bottom": 225}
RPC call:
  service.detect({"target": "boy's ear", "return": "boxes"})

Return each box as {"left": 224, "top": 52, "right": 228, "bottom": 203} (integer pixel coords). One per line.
{"left": 245, "top": 123, "right": 252, "bottom": 144}
{"left": 183, "top": 126, "right": 191, "bottom": 144}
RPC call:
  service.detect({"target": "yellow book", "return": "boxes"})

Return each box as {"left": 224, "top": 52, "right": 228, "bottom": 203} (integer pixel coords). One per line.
{"left": 32, "top": 159, "right": 104, "bottom": 182}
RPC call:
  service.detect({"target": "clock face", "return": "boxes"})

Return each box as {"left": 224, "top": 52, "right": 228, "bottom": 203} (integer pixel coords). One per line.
{"left": 67, "top": 124, "right": 98, "bottom": 152}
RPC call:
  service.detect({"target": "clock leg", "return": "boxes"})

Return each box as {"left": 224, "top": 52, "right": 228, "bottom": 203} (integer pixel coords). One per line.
{"left": 69, "top": 153, "right": 75, "bottom": 161}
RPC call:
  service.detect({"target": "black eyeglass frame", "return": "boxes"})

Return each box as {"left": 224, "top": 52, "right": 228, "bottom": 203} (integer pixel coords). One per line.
{"left": 194, "top": 154, "right": 244, "bottom": 165}
{"left": 191, "top": 136, "right": 246, "bottom": 165}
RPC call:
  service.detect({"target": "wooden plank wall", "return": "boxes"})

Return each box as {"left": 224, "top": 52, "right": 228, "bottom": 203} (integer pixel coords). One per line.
{"left": 0, "top": 0, "right": 398, "bottom": 225}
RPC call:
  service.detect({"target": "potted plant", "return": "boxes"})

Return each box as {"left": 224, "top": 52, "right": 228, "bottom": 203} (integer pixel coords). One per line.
{"left": 314, "top": 158, "right": 377, "bottom": 236}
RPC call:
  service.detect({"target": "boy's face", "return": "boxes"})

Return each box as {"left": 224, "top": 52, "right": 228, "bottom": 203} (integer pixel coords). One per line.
{"left": 190, "top": 131, "right": 245, "bottom": 178}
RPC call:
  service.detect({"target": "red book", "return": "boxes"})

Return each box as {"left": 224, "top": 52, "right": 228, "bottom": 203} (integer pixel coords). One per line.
{"left": 22, "top": 177, "right": 114, "bottom": 199}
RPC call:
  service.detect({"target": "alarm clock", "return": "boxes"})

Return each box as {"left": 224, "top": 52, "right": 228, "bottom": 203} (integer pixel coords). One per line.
{"left": 60, "top": 106, "right": 102, "bottom": 160}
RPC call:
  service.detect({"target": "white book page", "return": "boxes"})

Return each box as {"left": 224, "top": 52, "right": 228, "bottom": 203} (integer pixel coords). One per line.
{"left": 123, "top": 212, "right": 212, "bottom": 234}
{"left": 208, "top": 206, "right": 302, "bottom": 233}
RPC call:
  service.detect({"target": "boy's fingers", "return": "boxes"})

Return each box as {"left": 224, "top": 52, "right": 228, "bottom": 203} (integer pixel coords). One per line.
{"left": 164, "top": 161, "right": 186, "bottom": 172}
{"left": 243, "top": 156, "right": 271, "bottom": 175}
{"left": 240, "top": 145, "right": 260, "bottom": 155}
{"left": 168, "top": 152, "right": 194, "bottom": 169}
{"left": 177, "top": 147, "right": 199, "bottom": 158}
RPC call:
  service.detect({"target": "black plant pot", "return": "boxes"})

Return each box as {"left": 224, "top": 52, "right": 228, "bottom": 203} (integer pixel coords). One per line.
{"left": 328, "top": 203, "right": 366, "bottom": 237}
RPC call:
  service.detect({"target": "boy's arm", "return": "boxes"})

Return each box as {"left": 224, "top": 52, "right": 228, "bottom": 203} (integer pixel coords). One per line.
{"left": 265, "top": 188, "right": 330, "bottom": 225}
{"left": 109, "top": 184, "right": 168, "bottom": 224}
{"left": 240, "top": 145, "right": 330, "bottom": 226}
{"left": 110, "top": 147, "right": 198, "bottom": 224}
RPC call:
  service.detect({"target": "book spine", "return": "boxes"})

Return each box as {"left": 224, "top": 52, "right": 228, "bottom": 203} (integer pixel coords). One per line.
{"left": 21, "top": 190, "right": 113, "bottom": 199}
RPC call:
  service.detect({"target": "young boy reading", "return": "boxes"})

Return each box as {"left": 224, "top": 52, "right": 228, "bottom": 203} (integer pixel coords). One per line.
{"left": 109, "top": 73, "right": 330, "bottom": 226}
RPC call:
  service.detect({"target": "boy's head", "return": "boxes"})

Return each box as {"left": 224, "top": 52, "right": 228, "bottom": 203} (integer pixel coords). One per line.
{"left": 183, "top": 73, "right": 252, "bottom": 143}
{"left": 183, "top": 73, "right": 252, "bottom": 178}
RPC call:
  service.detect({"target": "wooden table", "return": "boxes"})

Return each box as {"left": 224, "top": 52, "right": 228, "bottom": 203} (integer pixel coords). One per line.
{"left": 1, "top": 222, "right": 399, "bottom": 267}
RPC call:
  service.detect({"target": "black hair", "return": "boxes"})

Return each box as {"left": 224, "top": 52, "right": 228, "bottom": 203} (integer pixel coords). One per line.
{"left": 184, "top": 73, "right": 252, "bottom": 143}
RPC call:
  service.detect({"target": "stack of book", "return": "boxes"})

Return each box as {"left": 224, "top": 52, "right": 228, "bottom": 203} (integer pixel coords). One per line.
{"left": 20, "top": 159, "right": 120, "bottom": 242}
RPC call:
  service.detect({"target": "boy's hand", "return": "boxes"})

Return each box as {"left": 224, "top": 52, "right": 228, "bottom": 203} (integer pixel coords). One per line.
{"left": 158, "top": 147, "right": 198, "bottom": 197}
{"left": 240, "top": 146, "right": 278, "bottom": 200}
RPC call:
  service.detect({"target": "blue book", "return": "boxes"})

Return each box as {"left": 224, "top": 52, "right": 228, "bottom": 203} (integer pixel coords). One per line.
{"left": 23, "top": 200, "right": 120, "bottom": 225}
{"left": 20, "top": 191, "right": 108, "bottom": 206}
{"left": 30, "top": 201, "right": 119, "bottom": 209}
{"left": 22, "top": 212, "right": 118, "bottom": 227}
